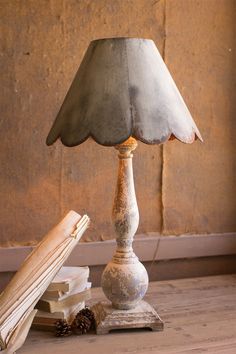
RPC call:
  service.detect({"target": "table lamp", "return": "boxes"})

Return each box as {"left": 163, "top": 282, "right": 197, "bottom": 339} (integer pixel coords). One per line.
{"left": 46, "top": 38, "right": 202, "bottom": 333}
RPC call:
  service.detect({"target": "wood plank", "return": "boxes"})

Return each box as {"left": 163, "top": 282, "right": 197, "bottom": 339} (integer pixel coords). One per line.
{"left": 18, "top": 274, "right": 236, "bottom": 354}
{"left": 1, "top": 233, "right": 236, "bottom": 272}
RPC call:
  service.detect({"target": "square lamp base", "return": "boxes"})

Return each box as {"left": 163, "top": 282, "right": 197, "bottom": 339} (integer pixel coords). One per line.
{"left": 91, "top": 300, "right": 164, "bottom": 335}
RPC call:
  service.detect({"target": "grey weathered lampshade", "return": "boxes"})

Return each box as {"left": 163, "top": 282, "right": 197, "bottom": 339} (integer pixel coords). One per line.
{"left": 46, "top": 38, "right": 202, "bottom": 147}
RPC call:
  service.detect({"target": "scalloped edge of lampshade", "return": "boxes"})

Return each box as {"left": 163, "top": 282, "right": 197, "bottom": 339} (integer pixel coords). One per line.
{"left": 47, "top": 127, "right": 203, "bottom": 147}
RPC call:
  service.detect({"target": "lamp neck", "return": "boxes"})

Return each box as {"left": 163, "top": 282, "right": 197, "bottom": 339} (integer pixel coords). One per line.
{"left": 112, "top": 137, "right": 139, "bottom": 262}
{"left": 115, "top": 137, "right": 138, "bottom": 158}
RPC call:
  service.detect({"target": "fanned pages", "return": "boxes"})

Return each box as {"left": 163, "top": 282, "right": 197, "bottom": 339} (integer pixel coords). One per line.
{"left": 0, "top": 211, "right": 90, "bottom": 353}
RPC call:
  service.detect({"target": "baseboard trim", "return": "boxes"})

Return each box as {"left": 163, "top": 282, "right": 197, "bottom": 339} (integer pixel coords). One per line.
{"left": 0, "top": 233, "right": 236, "bottom": 272}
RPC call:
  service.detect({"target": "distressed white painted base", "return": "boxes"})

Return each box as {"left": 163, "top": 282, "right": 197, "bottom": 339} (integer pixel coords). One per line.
{"left": 91, "top": 300, "right": 164, "bottom": 335}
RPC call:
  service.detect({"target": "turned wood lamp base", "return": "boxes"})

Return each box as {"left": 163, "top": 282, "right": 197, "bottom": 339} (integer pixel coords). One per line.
{"left": 91, "top": 300, "right": 164, "bottom": 335}
{"left": 93, "top": 137, "right": 164, "bottom": 334}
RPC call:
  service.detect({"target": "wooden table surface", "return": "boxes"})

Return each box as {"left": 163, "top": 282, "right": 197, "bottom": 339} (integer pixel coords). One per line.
{"left": 18, "top": 274, "right": 236, "bottom": 354}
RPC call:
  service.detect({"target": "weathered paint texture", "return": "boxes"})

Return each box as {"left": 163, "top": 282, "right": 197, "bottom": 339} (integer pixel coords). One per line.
{"left": 0, "top": 0, "right": 235, "bottom": 246}
{"left": 102, "top": 138, "right": 149, "bottom": 310}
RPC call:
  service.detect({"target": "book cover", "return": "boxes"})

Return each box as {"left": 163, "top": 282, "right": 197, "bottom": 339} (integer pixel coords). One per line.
{"left": 34, "top": 301, "right": 85, "bottom": 323}
{"left": 46, "top": 266, "right": 89, "bottom": 293}
{"left": 36, "top": 287, "right": 91, "bottom": 313}
{"left": 41, "top": 280, "right": 91, "bottom": 301}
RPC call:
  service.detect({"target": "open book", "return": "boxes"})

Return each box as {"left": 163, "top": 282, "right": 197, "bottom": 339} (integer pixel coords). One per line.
{"left": 0, "top": 211, "right": 90, "bottom": 354}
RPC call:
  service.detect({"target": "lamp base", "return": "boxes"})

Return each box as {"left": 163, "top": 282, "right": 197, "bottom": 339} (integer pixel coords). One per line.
{"left": 91, "top": 300, "right": 164, "bottom": 335}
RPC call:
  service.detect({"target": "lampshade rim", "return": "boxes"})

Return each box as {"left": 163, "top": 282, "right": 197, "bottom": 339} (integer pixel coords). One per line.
{"left": 91, "top": 37, "right": 154, "bottom": 43}
{"left": 46, "top": 130, "right": 203, "bottom": 148}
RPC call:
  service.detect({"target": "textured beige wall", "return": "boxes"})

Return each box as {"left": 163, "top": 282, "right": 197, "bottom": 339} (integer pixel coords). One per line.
{"left": 0, "top": 0, "right": 235, "bottom": 246}
{"left": 163, "top": 0, "right": 236, "bottom": 234}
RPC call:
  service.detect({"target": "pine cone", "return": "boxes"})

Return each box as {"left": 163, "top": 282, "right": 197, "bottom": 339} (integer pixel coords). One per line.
{"left": 55, "top": 319, "right": 72, "bottom": 337}
{"left": 78, "top": 306, "right": 96, "bottom": 330}
{"left": 72, "top": 314, "right": 91, "bottom": 335}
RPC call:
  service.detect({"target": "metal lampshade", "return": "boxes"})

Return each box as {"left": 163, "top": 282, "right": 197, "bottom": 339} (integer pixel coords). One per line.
{"left": 46, "top": 38, "right": 202, "bottom": 147}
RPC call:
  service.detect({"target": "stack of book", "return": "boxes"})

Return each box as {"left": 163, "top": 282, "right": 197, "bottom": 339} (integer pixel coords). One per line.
{"left": 0, "top": 212, "right": 89, "bottom": 352}
{"left": 33, "top": 266, "right": 91, "bottom": 331}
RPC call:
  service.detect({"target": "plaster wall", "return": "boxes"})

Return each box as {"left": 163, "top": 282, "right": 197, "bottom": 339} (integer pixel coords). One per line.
{"left": 0, "top": 0, "right": 235, "bottom": 246}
